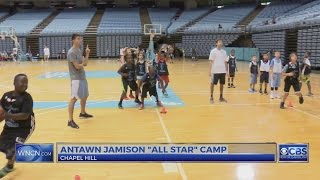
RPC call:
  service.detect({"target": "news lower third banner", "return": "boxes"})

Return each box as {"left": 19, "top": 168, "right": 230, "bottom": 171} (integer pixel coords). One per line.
{"left": 56, "top": 143, "right": 277, "bottom": 163}
{"left": 15, "top": 143, "right": 309, "bottom": 163}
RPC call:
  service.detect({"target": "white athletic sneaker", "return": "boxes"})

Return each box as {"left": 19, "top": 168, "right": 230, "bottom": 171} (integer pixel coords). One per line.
{"left": 270, "top": 91, "right": 274, "bottom": 99}
{"left": 276, "top": 91, "right": 281, "bottom": 99}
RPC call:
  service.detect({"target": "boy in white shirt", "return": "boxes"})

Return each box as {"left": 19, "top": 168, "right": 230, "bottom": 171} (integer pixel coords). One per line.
{"left": 44, "top": 45, "right": 50, "bottom": 62}
{"left": 259, "top": 54, "right": 270, "bottom": 95}
{"left": 270, "top": 51, "right": 282, "bottom": 99}
{"left": 249, "top": 55, "right": 258, "bottom": 93}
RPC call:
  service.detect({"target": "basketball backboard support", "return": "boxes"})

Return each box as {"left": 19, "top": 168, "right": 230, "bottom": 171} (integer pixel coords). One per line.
{"left": 144, "top": 24, "right": 162, "bottom": 35}
{"left": 0, "top": 26, "right": 23, "bottom": 61}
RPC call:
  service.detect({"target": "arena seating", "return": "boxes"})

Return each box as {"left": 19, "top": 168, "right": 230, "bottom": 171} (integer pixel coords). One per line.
{"left": 0, "top": 10, "right": 51, "bottom": 36}
{"left": 168, "top": 8, "right": 210, "bottom": 34}
{"left": 42, "top": 8, "right": 95, "bottom": 35}
{"left": 98, "top": 8, "right": 141, "bottom": 35}
{"left": 39, "top": 36, "right": 73, "bottom": 57}
{"left": 0, "top": 1, "right": 319, "bottom": 68}
{"left": 185, "top": 5, "right": 255, "bottom": 33}
{"left": 252, "top": 31, "right": 286, "bottom": 56}
{"left": 249, "top": 1, "right": 301, "bottom": 27}
{"left": 39, "top": 8, "right": 95, "bottom": 57}
{"left": 298, "top": 28, "right": 320, "bottom": 68}
{"left": 147, "top": 8, "right": 177, "bottom": 33}
{"left": 0, "top": 37, "right": 26, "bottom": 54}
{"left": 0, "top": 12, "right": 7, "bottom": 19}
{"left": 176, "top": 34, "right": 239, "bottom": 57}
{"left": 277, "top": 0, "right": 320, "bottom": 28}
{"left": 252, "top": 0, "right": 320, "bottom": 31}
{"left": 96, "top": 35, "right": 141, "bottom": 57}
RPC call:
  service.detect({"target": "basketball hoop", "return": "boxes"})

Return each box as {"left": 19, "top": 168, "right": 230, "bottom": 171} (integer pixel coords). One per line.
{"left": 144, "top": 24, "right": 162, "bottom": 35}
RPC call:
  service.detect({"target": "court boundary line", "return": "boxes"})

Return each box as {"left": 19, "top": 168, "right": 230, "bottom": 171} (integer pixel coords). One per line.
{"left": 291, "top": 107, "right": 320, "bottom": 120}
{"left": 155, "top": 109, "right": 188, "bottom": 180}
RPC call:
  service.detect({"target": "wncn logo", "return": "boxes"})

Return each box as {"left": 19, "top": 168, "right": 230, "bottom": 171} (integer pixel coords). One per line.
{"left": 278, "top": 144, "right": 308, "bottom": 162}
{"left": 16, "top": 144, "right": 54, "bottom": 162}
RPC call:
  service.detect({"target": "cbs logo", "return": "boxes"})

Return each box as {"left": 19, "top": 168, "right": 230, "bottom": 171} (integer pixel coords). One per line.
{"left": 280, "top": 147, "right": 307, "bottom": 155}
{"left": 280, "top": 148, "right": 288, "bottom": 155}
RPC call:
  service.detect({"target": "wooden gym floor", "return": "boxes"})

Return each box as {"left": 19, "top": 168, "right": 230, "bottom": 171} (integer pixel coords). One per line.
{"left": 0, "top": 59, "right": 320, "bottom": 180}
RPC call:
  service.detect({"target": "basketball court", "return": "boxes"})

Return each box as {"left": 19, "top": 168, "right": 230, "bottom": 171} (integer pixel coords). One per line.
{"left": 0, "top": 59, "right": 319, "bottom": 179}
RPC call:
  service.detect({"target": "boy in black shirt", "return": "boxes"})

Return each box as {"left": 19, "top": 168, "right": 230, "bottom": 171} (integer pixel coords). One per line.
{"left": 138, "top": 66, "right": 166, "bottom": 110}
{"left": 118, "top": 57, "right": 141, "bottom": 109}
{"left": 299, "top": 51, "right": 313, "bottom": 96}
{"left": 0, "top": 74, "right": 35, "bottom": 178}
{"left": 280, "top": 53, "right": 304, "bottom": 109}
{"left": 136, "top": 51, "right": 148, "bottom": 87}
{"left": 227, "top": 49, "right": 237, "bottom": 88}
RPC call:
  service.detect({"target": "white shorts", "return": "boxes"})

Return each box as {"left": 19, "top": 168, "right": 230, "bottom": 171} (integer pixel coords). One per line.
{"left": 71, "top": 80, "right": 89, "bottom": 99}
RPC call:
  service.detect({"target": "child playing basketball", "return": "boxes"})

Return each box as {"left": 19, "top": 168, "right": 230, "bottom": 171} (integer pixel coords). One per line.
{"left": 249, "top": 55, "right": 258, "bottom": 93}
{"left": 227, "top": 49, "right": 237, "bottom": 88}
{"left": 300, "top": 51, "right": 313, "bottom": 96}
{"left": 0, "top": 74, "right": 35, "bottom": 178}
{"left": 138, "top": 66, "right": 166, "bottom": 110}
{"left": 121, "top": 47, "right": 139, "bottom": 99}
{"left": 136, "top": 51, "right": 148, "bottom": 90}
{"left": 118, "top": 50, "right": 141, "bottom": 109}
{"left": 157, "top": 47, "right": 169, "bottom": 97}
{"left": 280, "top": 52, "right": 304, "bottom": 109}
{"left": 270, "top": 51, "right": 282, "bottom": 99}
{"left": 259, "top": 53, "right": 270, "bottom": 95}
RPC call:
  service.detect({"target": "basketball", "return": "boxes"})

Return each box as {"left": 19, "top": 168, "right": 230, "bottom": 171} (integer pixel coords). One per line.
{"left": 0, "top": 106, "right": 5, "bottom": 122}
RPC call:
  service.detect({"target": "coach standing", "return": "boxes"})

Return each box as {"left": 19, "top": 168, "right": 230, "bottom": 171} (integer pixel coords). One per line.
{"left": 209, "top": 39, "right": 228, "bottom": 104}
{"left": 67, "top": 33, "right": 93, "bottom": 129}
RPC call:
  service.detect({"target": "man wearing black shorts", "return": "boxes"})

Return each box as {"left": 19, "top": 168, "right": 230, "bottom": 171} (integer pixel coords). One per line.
{"left": 0, "top": 74, "right": 35, "bottom": 178}
{"left": 209, "top": 39, "right": 228, "bottom": 103}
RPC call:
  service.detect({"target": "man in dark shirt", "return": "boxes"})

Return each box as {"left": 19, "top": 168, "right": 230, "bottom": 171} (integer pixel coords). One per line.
{"left": 0, "top": 74, "right": 35, "bottom": 178}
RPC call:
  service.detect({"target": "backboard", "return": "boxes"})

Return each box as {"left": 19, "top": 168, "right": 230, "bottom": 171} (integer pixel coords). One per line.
{"left": 144, "top": 24, "right": 162, "bottom": 35}
{"left": 0, "top": 26, "right": 15, "bottom": 38}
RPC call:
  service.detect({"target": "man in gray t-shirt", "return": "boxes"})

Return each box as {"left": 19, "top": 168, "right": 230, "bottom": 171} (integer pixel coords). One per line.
{"left": 68, "top": 47, "right": 86, "bottom": 80}
{"left": 67, "top": 33, "right": 93, "bottom": 129}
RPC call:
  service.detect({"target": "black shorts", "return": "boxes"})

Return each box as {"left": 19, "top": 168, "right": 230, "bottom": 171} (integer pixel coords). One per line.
{"left": 284, "top": 79, "right": 300, "bottom": 93}
{"left": 229, "top": 73, "right": 235, "bottom": 78}
{"left": 122, "top": 80, "right": 138, "bottom": 92}
{"left": 260, "top": 71, "right": 269, "bottom": 83}
{"left": 229, "top": 68, "right": 236, "bottom": 77}
{"left": 211, "top": 73, "right": 226, "bottom": 85}
{"left": 142, "top": 85, "right": 158, "bottom": 98}
{"left": 0, "top": 128, "right": 33, "bottom": 159}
